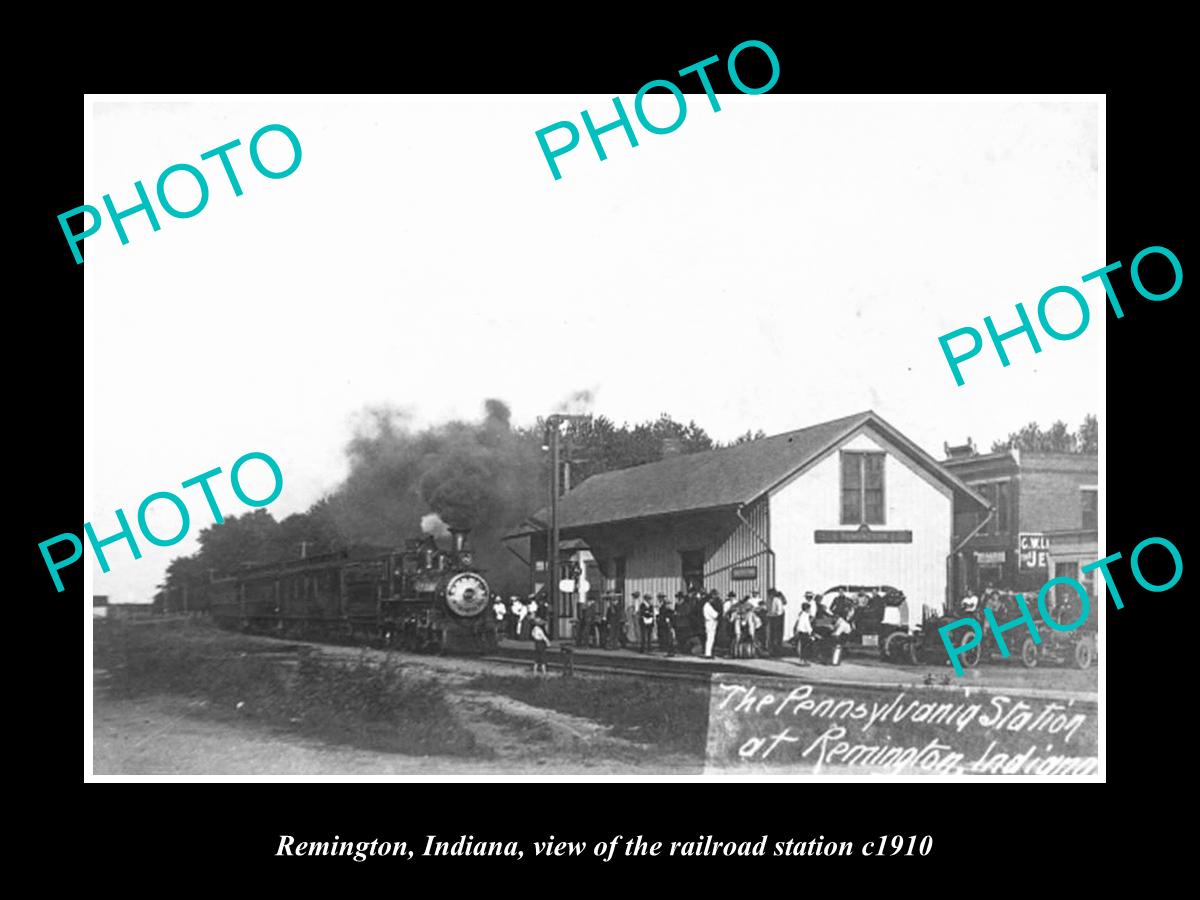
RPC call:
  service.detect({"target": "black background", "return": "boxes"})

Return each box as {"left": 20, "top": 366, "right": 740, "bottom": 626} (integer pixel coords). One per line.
{"left": 37, "top": 22, "right": 1185, "bottom": 886}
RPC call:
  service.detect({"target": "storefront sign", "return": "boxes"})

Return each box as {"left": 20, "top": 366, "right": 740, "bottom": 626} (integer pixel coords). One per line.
{"left": 731, "top": 565, "right": 758, "bottom": 581}
{"left": 706, "top": 675, "right": 1096, "bottom": 776}
{"left": 1019, "top": 533, "right": 1049, "bottom": 569}
{"left": 976, "top": 551, "right": 1006, "bottom": 564}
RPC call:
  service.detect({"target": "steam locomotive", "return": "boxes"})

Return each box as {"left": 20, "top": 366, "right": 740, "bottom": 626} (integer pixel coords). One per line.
{"left": 208, "top": 527, "right": 498, "bottom": 654}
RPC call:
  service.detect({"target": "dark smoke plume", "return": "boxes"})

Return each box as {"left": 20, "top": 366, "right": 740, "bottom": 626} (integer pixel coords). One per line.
{"left": 329, "top": 399, "right": 544, "bottom": 593}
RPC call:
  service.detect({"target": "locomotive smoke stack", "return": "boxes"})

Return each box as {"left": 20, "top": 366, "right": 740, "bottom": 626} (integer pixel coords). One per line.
{"left": 449, "top": 527, "right": 468, "bottom": 553}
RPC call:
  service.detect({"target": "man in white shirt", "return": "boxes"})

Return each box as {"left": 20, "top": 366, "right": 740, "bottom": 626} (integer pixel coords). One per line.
{"left": 530, "top": 617, "right": 551, "bottom": 674}
{"left": 832, "top": 613, "right": 853, "bottom": 638}
{"left": 510, "top": 597, "right": 526, "bottom": 638}
{"left": 703, "top": 593, "right": 720, "bottom": 658}
{"left": 829, "top": 606, "right": 854, "bottom": 666}
{"left": 793, "top": 598, "right": 814, "bottom": 665}
{"left": 766, "top": 590, "right": 787, "bottom": 657}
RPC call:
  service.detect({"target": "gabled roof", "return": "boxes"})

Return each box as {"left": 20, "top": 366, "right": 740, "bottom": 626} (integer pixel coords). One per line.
{"left": 510, "top": 411, "right": 989, "bottom": 536}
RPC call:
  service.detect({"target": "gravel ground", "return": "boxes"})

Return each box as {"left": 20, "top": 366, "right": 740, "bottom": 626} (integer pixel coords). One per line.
{"left": 93, "top": 693, "right": 691, "bottom": 776}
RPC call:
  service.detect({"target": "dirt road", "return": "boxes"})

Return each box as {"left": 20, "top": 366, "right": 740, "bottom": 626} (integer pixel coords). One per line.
{"left": 94, "top": 693, "right": 651, "bottom": 776}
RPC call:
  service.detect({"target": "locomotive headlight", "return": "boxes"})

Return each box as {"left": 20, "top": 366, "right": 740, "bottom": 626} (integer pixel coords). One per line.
{"left": 445, "top": 573, "right": 490, "bottom": 618}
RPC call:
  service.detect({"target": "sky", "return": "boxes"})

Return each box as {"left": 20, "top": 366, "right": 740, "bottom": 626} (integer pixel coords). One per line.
{"left": 83, "top": 95, "right": 1101, "bottom": 605}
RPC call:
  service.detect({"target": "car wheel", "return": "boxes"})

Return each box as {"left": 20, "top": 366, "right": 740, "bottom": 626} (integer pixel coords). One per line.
{"left": 1021, "top": 637, "right": 1039, "bottom": 668}
{"left": 960, "top": 632, "right": 982, "bottom": 669}
{"left": 882, "top": 631, "right": 905, "bottom": 662}
{"left": 1075, "top": 636, "right": 1095, "bottom": 669}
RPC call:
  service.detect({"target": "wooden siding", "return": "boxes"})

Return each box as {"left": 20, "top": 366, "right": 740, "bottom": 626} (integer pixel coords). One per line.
{"left": 702, "top": 496, "right": 771, "bottom": 600}
{"left": 770, "top": 426, "right": 953, "bottom": 631}
{"left": 562, "top": 500, "right": 771, "bottom": 641}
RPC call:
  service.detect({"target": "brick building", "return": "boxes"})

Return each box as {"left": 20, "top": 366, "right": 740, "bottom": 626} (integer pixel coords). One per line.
{"left": 942, "top": 444, "right": 1098, "bottom": 595}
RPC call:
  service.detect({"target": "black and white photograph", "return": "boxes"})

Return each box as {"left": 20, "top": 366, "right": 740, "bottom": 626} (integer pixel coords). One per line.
{"left": 77, "top": 92, "right": 1107, "bottom": 780}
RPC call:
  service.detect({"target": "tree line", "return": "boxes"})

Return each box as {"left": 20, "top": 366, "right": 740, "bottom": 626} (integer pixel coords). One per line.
{"left": 991, "top": 414, "right": 1097, "bottom": 454}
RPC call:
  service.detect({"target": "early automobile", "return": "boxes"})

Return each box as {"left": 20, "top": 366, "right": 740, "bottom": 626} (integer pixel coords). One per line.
{"left": 1019, "top": 585, "right": 1097, "bottom": 669}
{"left": 813, "top": 585, "right": 909, "bottom": 661}
{"left": 904, "top": 603, "right": 986, "bottom": 667}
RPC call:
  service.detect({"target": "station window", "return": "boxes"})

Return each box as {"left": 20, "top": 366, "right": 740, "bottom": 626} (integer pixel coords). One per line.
{"left": 602, "top": 556, "right": 626, "bottom": 594}
{"left": 1081, "top": 487, "right": 1098, "bottom": 530}
{"left": 841, "top": 451, "right": 886, "bottom": 525}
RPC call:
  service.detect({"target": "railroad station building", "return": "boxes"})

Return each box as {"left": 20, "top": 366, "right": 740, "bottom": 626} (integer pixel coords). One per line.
{"left": 941, "top": 442, "right": 1098, "bottom": 595}
{"left": 511, "top": 411, "right": 988, "bottom": 640}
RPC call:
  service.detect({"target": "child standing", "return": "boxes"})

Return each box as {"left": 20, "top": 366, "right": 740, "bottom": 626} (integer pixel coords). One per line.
{"left": 530, "top": 616, "right": 551, "bottom": 674}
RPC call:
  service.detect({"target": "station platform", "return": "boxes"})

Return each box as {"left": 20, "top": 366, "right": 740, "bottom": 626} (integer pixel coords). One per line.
{"left": 491, "top": 638, "right": 1097, "bottom": 700}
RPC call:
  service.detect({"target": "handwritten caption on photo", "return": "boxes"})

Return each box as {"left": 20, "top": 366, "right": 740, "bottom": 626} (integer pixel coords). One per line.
{"left": 707, "top": 676, "right": 1095, "bottom": 776}
{"left": 939, "top": 534, "right": 1183, "bottom": 676}
{"left": 59, "top": 123, "right": 302, "bottom": 264}
{"left": 938, "top": 244, "right": 1182, "bottom": 386}
{"left": 41, "top": 450, "right": 283, "bottom": 592}
{"left": 276, "top": 832, "right": 933, "bottom": 861}
{"left": 535, "top": 39, "right": 780, "bottom": 181}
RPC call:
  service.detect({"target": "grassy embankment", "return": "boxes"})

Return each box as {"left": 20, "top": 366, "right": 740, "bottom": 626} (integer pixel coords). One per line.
{"left": 466, "top": 673, "right": 711, "bottom": 758}
{"left": 94, "top": 620, "right": 487, "bottom": 758}
{"left": 94, "top": 620, "right": 713, "bottom": 761}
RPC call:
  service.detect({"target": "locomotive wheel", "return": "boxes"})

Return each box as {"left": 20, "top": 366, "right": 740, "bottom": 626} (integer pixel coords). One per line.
{"left": 1020, "top": 637, "right": 1039, "bottom": 668}
{"left": 882, "top": 631, "right": 906, "bottom": 662}
{"left": 1075, "top": 636, "right": 1095, "bottom": 669}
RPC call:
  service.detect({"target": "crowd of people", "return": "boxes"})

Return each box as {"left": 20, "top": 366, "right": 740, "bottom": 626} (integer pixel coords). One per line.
{"left": 489, "top": 587, "right": 859, "bottom": 665}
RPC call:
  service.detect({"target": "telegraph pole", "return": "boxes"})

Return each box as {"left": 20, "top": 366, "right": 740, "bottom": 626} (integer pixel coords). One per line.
{"left": 549, "top": 418, "right": 561, "bottom": 637}
{"left": 545, "top": 413, "right": 587, "bottom": 639}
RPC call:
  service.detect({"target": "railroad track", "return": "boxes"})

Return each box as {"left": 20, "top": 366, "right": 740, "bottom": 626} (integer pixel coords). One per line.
{"left": 220, "top": 629, "right": 723, "bottom": 684}
{"left": 480, "top": 652, "right": 718, "bottom": 683}
{"left": 189, "top": 625, "right": 1098, "bottom": 700}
